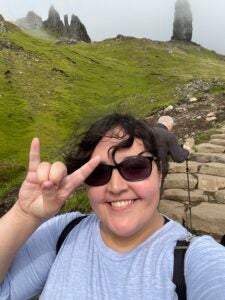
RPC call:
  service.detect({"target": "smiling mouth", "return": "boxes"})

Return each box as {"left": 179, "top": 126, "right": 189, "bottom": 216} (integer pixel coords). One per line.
{"left": 109, "top": 200, "right": 136, "bottom": 208}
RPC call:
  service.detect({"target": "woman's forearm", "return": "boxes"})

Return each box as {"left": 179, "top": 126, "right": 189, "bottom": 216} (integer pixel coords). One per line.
{"left": 0, "top": 202, "right": 43, "bottom": 282}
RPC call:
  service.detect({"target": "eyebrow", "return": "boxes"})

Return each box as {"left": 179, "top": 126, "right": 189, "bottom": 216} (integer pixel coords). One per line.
{"left": 102, "top": 152, "right": 152, "bottom": 165}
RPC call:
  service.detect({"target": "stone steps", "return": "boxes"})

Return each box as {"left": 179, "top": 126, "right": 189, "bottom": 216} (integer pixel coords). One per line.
{"left": 210, "top": 133, "right": 225, "bottom": 139}
{"left": 195, "top": 143, "right": 225, "bottom": 153}
{"left": 160, "top": 123, "right": 225, "bottom": 239}
{"left": 190, "top": 152, "right": 225, "bottom": 163}
{"left": 210, "top": 139, "right": 225, "bottom": 146}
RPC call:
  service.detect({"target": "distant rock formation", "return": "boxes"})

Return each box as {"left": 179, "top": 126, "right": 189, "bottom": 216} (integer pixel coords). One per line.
{"left": 15, "top": 11, "right": 43, "bottom": 30}
{"left": 171, "top": 0, "right": 192, "bottom": 41}
{"left": 43, "top": 6, "right": 91, "bottom": 42}
{"left": 43, "top": 5, "right": 64, "bottom": 35}
{"left": 14, "top": 5, "right": 91, "bottom": 43}
{"left": 0, "top": 14, "right": 9, "bottom": 32}
{"left": 68, "top": 14, "right": 91, "bottom": 42}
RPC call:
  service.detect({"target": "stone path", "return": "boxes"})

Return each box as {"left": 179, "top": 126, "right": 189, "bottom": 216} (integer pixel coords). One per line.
{"left": 159, "top": 125, "right": 225, "bottom": 240}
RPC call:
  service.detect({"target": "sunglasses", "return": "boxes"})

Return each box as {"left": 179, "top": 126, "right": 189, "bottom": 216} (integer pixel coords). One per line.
{"left": 85, "top": 156, "right": 157, "bottom": 186}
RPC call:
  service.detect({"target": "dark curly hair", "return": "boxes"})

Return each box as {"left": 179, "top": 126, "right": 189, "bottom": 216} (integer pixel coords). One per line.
{"left": 64, "top": 113, "right": 161, "bottom": 174}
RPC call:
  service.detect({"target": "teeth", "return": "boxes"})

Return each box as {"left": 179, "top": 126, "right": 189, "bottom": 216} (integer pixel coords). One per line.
{"left": 111, "top": 200, "right": 133, "bottom": 208}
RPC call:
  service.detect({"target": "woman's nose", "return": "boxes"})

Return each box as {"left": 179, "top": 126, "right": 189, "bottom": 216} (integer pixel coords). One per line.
{"left": 107, "top": 169, "right": 128, "bottom": 193}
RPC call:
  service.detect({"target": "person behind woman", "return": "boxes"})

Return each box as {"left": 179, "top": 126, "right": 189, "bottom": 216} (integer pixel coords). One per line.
{"left": 0, "top": 113, "right": 225, "bottom": 299}
{"left": 153, "top": 115, "right": 190, "bottom": 183}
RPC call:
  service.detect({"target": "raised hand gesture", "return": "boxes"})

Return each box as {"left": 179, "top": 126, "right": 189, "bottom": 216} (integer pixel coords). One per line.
{"left": 17, "top": 138, "right": 100, "bottom": 221}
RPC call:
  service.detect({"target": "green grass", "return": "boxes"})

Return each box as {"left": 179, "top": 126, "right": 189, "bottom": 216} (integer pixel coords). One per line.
{"left": 0, "top": 25, "right": 225, "bottom": 202}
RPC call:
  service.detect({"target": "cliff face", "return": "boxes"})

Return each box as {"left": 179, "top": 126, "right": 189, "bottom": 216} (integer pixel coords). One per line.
{"left": 42, "top": 5, "right": 64, "bottom": 35}
{"left": 42, "top": 6, "right": 91, "bottom": 42}
{"left": 15, "top": 6, "right": 91, "bottom": 43}
{"left": 15, "top": 11, "right": 43, "bottom": 30}
{"left": 171, "top": 0, "right": 193, "bottom": 41}
{"left": 0, "top": 15, "right": 9, "bottom": 32}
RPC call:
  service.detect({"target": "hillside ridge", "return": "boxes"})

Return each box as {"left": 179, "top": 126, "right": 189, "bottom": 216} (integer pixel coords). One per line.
{"left": 0, "top": 18, "right": 225, "bottom": 209}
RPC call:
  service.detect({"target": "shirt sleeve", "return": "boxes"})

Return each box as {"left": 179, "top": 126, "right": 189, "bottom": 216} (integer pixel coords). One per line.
{"left": 168, "top": 133, "right": 189, "bottom": 163}
{"left": 185, "top": 236, "right": 225, "bottom": 300}
{"left": 0, "top": 212, "right": 81, "bottom": 300}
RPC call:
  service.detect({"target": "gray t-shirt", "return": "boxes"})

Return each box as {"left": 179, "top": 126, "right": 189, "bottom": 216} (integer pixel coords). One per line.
{"left": 1, "top": 212, "right": 225, "bottom": 299}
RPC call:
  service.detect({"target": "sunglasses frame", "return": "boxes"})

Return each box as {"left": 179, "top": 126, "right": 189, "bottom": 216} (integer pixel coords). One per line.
{"left": 85, "top": 155, "right": 158, "bottom": 187}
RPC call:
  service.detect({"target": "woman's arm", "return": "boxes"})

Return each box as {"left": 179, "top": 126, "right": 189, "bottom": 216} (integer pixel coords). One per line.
{"left": 0, "top": 138, "right": 100, "bottom": 282}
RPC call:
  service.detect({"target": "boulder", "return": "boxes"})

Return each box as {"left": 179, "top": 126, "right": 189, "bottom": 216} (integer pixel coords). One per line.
{"left": 159, "top": 199, "right": 185, "bottom": 223}
{"left": 187, "top": 203, "right": 225, "bottom": 239}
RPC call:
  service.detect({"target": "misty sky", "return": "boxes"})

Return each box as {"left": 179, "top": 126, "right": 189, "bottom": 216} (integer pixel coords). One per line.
{"left": 0, "top": 0, "right": 225, "bottom": 55}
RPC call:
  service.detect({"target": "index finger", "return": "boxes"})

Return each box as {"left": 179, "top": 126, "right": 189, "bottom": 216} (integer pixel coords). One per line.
{"left": 67, "top": 156, "right": 100, "bottom": 189}
{"left": 28, "top": 137, "right": 41, "bottom": 172}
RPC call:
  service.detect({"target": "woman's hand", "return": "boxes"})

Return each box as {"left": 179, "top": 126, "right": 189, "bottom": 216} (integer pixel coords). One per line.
{"left": 16, "top": 138, "right": 100, "bottom": 221}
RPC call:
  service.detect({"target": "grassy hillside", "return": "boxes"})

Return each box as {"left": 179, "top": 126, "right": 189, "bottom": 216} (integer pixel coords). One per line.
{"left": 1, "top": 20, "right": 225, "bottom": 197}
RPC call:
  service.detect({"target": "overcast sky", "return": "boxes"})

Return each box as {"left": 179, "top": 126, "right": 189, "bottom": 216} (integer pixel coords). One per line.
{"left": 0, "top": 0, "right": 225, "bottom": 55}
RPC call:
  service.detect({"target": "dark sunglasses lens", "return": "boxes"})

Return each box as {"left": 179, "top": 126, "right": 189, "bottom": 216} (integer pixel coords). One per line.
{"left": 85, "top": 164, "right": 111, "bottom": 186}
{"left": 120, "top": 157, "right": 152, "bottom": 181}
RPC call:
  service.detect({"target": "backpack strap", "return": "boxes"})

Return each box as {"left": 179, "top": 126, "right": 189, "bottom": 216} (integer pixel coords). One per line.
{"left": 173, "top": 240, "right": 190, "bottom": 300}
{"left": 56, "top": 215, "right": 88, "bottom": 254}
{"left": 220, "top": 235, "right": 225, "bottom": 246}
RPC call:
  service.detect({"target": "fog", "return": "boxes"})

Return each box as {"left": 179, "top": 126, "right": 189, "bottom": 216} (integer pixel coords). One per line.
{"left": 0, "top": 0, "right": 224, "bottom": 54}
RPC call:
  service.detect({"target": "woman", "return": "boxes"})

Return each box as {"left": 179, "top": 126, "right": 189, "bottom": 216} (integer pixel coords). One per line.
{"left": 0, "top": 113, "right": 225, "bottom": 299}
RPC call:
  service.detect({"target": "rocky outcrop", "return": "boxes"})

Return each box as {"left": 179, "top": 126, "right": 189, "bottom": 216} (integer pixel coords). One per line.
{"left": 43, "top": 5, "right": 64, "bottom": 35}
{"left": 0, "top": 15, "right": 9, "bottom": 32}
{"left": 14, "top": 6, "right": 91, "bottom": 43}
{"left": 68, "top": 14, "right": 91, "bottom": 43}
{"left": 159, "top": 126, "right": 225, "bottom": 240}
{"left": 15, "top": 11, "right": 43, "bottom": 30}
{"left": 171, "top": 0, "right": 192, "bottom": 41}
{"left": 43, "top": 6, "right": 91, "bottom": 43}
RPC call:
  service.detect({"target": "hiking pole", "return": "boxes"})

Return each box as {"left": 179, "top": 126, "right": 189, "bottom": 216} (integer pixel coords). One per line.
{"left": 186, "top": 159, "right": 192, "bottom": 231}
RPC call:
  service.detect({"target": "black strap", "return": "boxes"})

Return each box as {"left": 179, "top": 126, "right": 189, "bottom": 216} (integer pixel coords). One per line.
{"left": 173, "top": 240, "right": 190, "bottom": 300}
{"left": 220, "top": 235, "right": 225, "bottom": 246}
{"left": 56, "top": 215, "right": 88, "bottom": 254}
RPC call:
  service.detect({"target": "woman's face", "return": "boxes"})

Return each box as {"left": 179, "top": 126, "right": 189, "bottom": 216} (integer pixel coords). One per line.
{"left": 87, "top": 128, "right": 163, "bottom": 247}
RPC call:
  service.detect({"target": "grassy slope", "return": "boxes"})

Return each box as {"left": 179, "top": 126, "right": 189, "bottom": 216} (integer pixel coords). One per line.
{"left": 0, "top": 23, "right": 225, "bottom": 196}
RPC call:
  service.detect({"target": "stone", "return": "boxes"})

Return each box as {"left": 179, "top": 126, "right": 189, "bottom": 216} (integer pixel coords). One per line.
{"left": 189, "top": 97, "right": 197, "bottom": 102}
{"left": 169, "top": 161, "right": 200, "bottom": 173}
{"left": 197, "top": 174, "right": 225, "bottom": 192}
{"left": 164, "top": 105, "right": 174, "bottom": 112}
{"left": 164, "top": 173, "right": 197, "bottom": 189}
{"left": 190, "top": 152, "right": 225, "bottom": 163}
{"left": 206, "top": 112, "right": 215, "bottom": 117}
{"left": 159, "top": 199, "right": 185, "bottom": 223}
{"left": 215, "top": 190, "right": 225, "bottom": 204}
{"left": 210, "top": 139, "right": 225, "bottom": 146}
{"left": 206, "top": 116, "right": 217, "bottom": 122}
{"left": 195, "top": 143, "right": 225, "bottom": 153}
{"left": 162, "top": 188, "right": 208, "bottom": 203}
{"left": 187, "top": 203, "right": 225, "bottom": 238}
{"left": 171, "top": 0, "right": 193, "bottom": 41}
{"left": 199, "top": 162, "right": 225, "bottom": 177}
{"left": 210, "top": 134, "right": 225, "bottom": 140}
